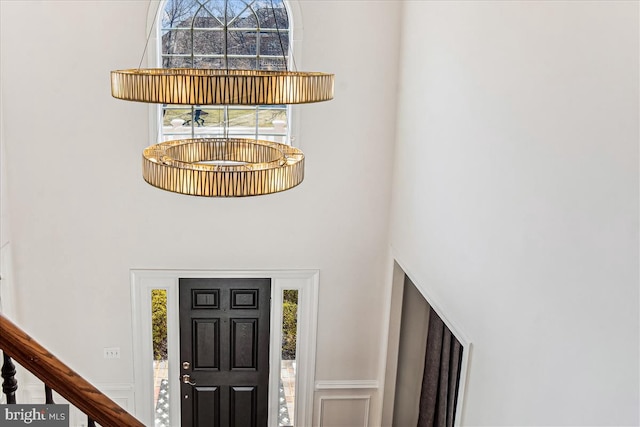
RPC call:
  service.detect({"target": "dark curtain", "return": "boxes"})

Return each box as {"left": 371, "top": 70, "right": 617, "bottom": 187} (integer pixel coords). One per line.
{"left": 417, "top": 307, "right": 463, "bottom": 427}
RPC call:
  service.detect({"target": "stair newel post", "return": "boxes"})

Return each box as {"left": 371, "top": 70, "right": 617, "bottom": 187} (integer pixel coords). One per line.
{"left": 87, "top": 416, "right": 96, "bottom": 427}
{"left": 1, "top": 352, "right": 18, "bottom": 404}
{"left": 44, "top": 385, "right": 54, "bottom": 404}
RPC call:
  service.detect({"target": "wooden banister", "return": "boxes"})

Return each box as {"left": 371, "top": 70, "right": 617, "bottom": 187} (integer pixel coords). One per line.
{"left": 0, "top": 314, "right": 144, "bottom": 427}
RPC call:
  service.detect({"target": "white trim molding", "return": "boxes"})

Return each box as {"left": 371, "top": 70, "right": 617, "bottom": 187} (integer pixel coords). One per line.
{"left": 316, "top": 395, "right": 371, "bottom": 427}
{"left": 315, "top": 380, "right": 379, "bottom": 390}
{"left": 130, "top": 268, "right": 319, "bottom": 427}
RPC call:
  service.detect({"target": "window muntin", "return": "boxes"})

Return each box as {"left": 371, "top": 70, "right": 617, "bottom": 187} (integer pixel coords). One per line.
{"left": 158, "top": 0, "right": 291, "bottom": 143}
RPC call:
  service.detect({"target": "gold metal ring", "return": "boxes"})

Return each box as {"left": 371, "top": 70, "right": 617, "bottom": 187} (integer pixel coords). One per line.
{"left": 112, "top": 69, "right": 334, "bottom": 105}
{"left": 142, "top": 138, "right": 304, "bottom": 197}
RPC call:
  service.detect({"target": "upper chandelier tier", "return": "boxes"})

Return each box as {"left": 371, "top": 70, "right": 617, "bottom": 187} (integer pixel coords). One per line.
{"left": 111, "top": 68, "right": 334, "bottom": 105}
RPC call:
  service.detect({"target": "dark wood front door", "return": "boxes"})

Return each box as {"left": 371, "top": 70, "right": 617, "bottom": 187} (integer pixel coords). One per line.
{"left": 179, "top": 278, "right": 271, "bottom": 427}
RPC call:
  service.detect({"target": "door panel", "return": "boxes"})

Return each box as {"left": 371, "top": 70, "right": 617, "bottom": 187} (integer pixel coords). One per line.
{"left": 232, "top": 319, "right": 258, "bottom": 369}
{"left": 193, "top": 319, "right": 220, "bottom": 369}
{"left": 180, "top": 278, "right": 271, "bottom": 427}
{"left": 194, "top": 386, "right": 220, "bottom": 427}
{"left": 231, "top": 386, "right": 257, "bottom": 427}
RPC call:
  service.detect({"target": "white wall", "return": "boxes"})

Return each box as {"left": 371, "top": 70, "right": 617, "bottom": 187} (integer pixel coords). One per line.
{"left": 390, "top": 1, "right": 639, "bottom": 425}
{"left": 0, "top": 56, "right": 14, "bottom": 319}
{"left": 0, "top": 0, "right": 400, "bottom": 423}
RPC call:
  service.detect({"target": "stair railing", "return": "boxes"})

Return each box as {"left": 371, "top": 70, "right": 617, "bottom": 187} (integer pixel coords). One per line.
{"left": 0, "top": 313, "right": 144, "bottom": 427}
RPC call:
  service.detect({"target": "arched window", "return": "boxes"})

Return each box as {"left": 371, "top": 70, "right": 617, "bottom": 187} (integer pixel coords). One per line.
{"left": 158, "top": 0, "right": 291, "bottom": 143}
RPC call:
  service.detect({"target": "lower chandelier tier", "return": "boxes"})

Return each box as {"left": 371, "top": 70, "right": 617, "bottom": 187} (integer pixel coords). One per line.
{"left": 142, "top": 138, "right": 304, "bottom": 197}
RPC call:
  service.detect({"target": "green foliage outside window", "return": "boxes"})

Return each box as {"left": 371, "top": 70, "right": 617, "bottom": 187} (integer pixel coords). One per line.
{"left": 151, "top": 288, "right": 297, "bottom": 361}
{"left": 152, "top": 289, "right": 168, "bottom": 360}
{"left": 282, "top": 290, "right": 298, "bottom": 360}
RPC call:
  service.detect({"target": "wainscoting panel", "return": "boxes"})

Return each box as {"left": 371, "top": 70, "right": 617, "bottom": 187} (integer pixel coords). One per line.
{"left": 316, "top": 395, "right": 371, "bottom": 427}
{"left": 313, "top": 380, "right": 378, "bottom": 427}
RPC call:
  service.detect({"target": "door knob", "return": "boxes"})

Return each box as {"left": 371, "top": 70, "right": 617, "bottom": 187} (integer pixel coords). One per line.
{"left": 182, "top": 374, "right": 196, "bottom": 385}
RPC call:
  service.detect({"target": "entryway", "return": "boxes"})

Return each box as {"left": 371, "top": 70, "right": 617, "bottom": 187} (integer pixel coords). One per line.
{"left": 131, "top": 269, "right": 319, "bottom": 427}
{"left": 179, "top": 278, "right": 271, "bottom": 426}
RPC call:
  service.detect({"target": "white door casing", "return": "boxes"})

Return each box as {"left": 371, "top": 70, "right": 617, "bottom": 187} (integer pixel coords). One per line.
{"left": 131, "top": 269, "right": 319, "bottom": 427}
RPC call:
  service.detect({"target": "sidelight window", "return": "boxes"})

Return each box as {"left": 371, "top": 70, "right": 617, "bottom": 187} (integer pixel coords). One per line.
{"left": 151, "top": 289, "right": 170, "bottom": 427}
{"left": 279, "top": 289, "right": 298, "bottom": 427}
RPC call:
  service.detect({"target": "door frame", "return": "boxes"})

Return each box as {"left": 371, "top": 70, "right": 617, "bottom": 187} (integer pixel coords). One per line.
{"left": 131, "top": 269, "right": 319, "bottom": 427}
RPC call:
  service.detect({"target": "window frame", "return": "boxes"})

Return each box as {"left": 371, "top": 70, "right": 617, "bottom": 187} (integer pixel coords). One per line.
{"left": 147, "top": 0, "right": 303, "bottom": 147}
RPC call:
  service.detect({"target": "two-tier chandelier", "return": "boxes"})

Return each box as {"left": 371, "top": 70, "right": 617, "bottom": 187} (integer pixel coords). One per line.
{"left": 111, "top": 0, "right": 333, "bottom": 197}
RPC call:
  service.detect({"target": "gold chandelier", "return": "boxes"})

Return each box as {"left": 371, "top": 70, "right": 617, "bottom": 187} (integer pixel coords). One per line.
{"left": 142, "top": 138, "right": 304, "bottom": 197}
{"left": 111, "top": 0, "right": 333, "bottom": 197}
{"left": 111, "top": 69, "right": 334, "bottom": 105}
